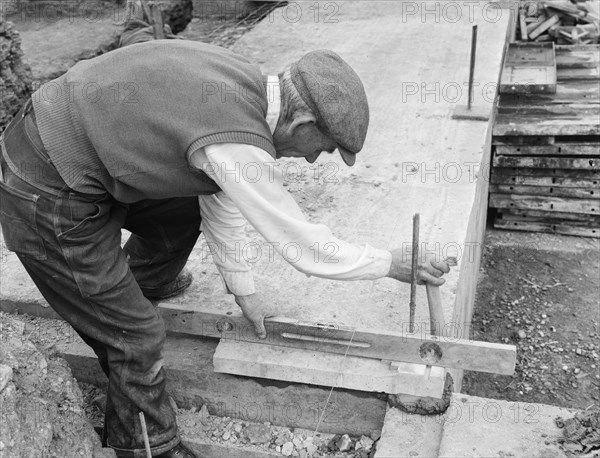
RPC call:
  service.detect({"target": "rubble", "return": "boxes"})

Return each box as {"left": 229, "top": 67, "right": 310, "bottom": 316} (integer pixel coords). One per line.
{"left": 556, "top": 408, "right": 600, "bottom": 455}
{"left": 0, "top": 19, "right": 33, "bottom": 131}
{"left": 175, "top": 404, "right": 379, "bottom": 457}
{"left": 0, "top": 312, "right": 114, "bottom": 457}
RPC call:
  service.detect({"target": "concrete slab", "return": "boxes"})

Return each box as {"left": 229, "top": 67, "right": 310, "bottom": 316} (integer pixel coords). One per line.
{"left": 375, "top": 393, "right": 579, "bottom": 458}
{"left": 374, "top": 405, "right": 444, "bottom": 458}
{"left": 213, "top": 340, "right": 446, "bottom": 397}
{"left": 437, "top": 393, "right": 574, "bottom": 457}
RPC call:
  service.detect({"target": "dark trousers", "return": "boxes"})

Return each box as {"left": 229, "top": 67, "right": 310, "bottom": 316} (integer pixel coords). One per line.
{"left": 0, "top": 103, "right": 201, "bottom": 457}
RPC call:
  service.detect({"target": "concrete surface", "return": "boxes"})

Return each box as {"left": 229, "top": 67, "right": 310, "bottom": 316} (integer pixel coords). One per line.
{"left": 437, "top": 394, "right": 572, "bottom": 458}
{"left": 213, "top": 340, "right": 446, "bottom": 397}
{"left": 375, "top": 393, "right": 577, "bottom": 458}
{"left": 375, "top": 405, "right": 445, "bottom": 458}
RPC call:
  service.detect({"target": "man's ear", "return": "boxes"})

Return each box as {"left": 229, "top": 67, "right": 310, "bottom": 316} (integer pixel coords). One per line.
{"left": 289, "top": 113, "right": 317, "bottom": 136}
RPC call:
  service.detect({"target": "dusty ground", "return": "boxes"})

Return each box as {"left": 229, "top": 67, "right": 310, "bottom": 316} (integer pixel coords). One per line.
{"left": 463, "top": 228, "right": 600, "bottom": 411}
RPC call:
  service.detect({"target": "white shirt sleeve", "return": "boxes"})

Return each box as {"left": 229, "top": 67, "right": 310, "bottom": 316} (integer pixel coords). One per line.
{"left": 198, "top": 191, "right": 256, "bottom": 296}
{"left": 191, "top": 143, "right": 392, "bottom": 290}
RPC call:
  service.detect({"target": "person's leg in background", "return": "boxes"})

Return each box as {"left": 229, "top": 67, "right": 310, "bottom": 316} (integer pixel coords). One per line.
{"left": 119, "top": 0, "right": 177, "bottom": 47}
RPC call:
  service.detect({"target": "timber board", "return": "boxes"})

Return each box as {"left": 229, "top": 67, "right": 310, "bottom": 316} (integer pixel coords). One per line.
{"left": 493, "top": 111, "right": 600, "bottom": 137}
{"left": 557, "top": 66, "right": 600, "bottom": 81}
{"left": 491, "top": 171, "right": 600, "bottom": 188}
{"left": 490, "top": 184, "right": 598, "bottom": 199}
{"left": 0, "top": 292, "right": 517, "bottom": 375}
{"left": 157, "top": 303, "right": 517, "bottom": 375}
{"left": 499, "top": 208, "right": 600, "bottom": 223}
{"left": 499, "top": 82, "right": 600, "bottom": 105}
{"left": 555, "top": 46, "right": 600, "bottom": 69}
{"left": 497, "top": 103, "right": 600, "bottom": 116}
{"left": 213, "top": 340, "right": 447, "bottom": 397}
{"left": 493, "top": 155, "right": 599, "bottom": 170}
{"left": 494, "top": 144, "right": 600, "bottom": 156}
{"left": 489, "top": 193, "right": 599, "bottom": 214}
{"left": 494, "top": 217, "right": 599, "bottom": 238}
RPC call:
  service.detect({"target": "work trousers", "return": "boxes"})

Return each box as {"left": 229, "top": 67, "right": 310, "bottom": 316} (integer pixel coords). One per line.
{"left": 0, "top": 101, "right": 201, "bottom": 457}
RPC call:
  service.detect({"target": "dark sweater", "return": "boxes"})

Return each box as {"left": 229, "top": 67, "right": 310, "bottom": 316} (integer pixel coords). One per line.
{"left": 32, "top": 40, "right": 276, "bottom": 203}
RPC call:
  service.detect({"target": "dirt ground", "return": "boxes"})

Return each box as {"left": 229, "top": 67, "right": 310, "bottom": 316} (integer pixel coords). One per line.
{"left": 462, "top": 227, "right": 600, "bottom": 411}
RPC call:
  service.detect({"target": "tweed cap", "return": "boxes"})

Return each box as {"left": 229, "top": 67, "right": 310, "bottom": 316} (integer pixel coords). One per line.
{"left": 290, "top": 50, "right": 369, "bottom": 166}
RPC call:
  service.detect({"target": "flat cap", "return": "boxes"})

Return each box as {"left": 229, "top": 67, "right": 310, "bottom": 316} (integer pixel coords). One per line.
{"left": 291, "top": 50, "right": 369, "bottom": 166}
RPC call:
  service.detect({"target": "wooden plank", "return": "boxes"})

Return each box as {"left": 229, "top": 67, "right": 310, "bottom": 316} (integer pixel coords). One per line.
{"left": 493, "top": 155, "right": 600, "bottom": 170}
{"left": 526, "top": 15, "right": 546, "bottom": 34}
{"left": 519, "top": 8, "right": 528, "bottom": 41}
{"left": 0, "top": 298, "right": 516, "bottom": 375}
{"left": 491, "top": 171, "right": 600, "bottom": 188}
{"left": 501, "top": 208, "right": 600, "bottom": 222}
{"left": 491, "top": 166, "right": 600, "bottom": 179}
{"left": 58, "top": 335, "right": 387, "bottom": 435}
{"left": 556, "top": 44, "right": 600, "bottom": 52}
{"left": 493, "top": 111, "right": 600, "bottom": 136}
{"left": 495, "top": 143, "right": 600, "bottom": 156}
{"left": 498, "top": 81, "right": 600, "bottom": 105}
{"left": 489, "top": 193, "right": 599, "bottom": 214}
{"left": 555, "top": 47, "right": 600, "bottom": 69}
{"left": 159, "top": 304, "right": 517, "bottom": 376}
{"left": 499, "top": 210, "right": 600, "bottom": 225}
{"left": 494, "top": 217, "right": 599, "bottom": 238}
{"left": 490, "top": 184, "right": 598, "bottom": 199}
{"left": 498, "top": 102, "right": 600, "bottom": 116}
{"left": 493, "top": 135, "right": 556, "bottom": 145}
{"left": 557, "top": 66, "right": 600, "bottom": 81}
{"left": 213, "top": 341, "right": 446, "bottom": 397}
{"left": 2, "top": 295, "right": 515, "bottom": 376}
{"left": 529, "top": 15, "right": 560, "bottom": 40}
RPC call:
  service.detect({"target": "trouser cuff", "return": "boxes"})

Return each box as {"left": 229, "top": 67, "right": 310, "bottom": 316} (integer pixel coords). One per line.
{"left": 109, "top": 434, "right": 180, "bottom": 458}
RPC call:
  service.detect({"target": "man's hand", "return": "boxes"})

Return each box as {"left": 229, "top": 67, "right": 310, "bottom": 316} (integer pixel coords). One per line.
{"left": 387, "top": 249, "right": 453, "bottom": 285}
{"left": 235, "top": 294, "right": 278, "bottom": 339}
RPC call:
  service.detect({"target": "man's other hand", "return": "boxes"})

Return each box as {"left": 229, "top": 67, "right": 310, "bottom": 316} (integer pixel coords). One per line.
{"left": 235, "top": 294, "right": 277, "bottom": 339}
{"left": 387, "top": 249, "right": 453, "bottom": 286}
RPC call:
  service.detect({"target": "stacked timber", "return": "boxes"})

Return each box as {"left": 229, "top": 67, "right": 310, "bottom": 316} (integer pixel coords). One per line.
{"left": 490, "top": 44, "right": 600, "bottom": 238}
{"left": 518, "top": 0, "right": 599, "bottom": 44}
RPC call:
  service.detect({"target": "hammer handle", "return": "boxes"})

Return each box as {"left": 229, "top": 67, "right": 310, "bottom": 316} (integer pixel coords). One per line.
{"left": 425, "top": 283, "right": 445, "bottom": 336}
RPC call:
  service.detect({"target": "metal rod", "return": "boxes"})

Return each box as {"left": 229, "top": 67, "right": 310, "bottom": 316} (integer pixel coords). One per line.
{"left": 139, "top": 411, "right": 152, "bottom": 458}
{"left": 409, "top": 213, "right": 420, "bottom": 333}
{"left": 467, "top": 24, "right": 478, "bottom": 110}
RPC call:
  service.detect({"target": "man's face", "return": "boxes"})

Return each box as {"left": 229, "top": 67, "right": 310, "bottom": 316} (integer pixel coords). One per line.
{"left": 274, "top": 122, "right": 338, "bottom": 163}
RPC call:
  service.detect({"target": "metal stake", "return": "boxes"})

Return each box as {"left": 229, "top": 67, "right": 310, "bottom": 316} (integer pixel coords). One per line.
{"left": 409, "top": 213, "right": 419, "bottom": 333}
{"left": 467, "top": 25, "right": 478, "bottom": 110}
